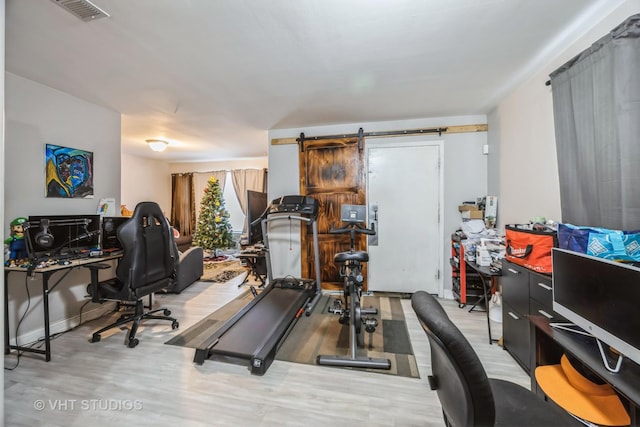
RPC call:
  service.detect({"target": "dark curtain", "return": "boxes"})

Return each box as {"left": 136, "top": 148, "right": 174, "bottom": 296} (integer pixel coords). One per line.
{"left": 171, "top": 173, "right": 195, "bottom": 236}
{"left": 550, "top": 14, "right": 640, "bottom": 230}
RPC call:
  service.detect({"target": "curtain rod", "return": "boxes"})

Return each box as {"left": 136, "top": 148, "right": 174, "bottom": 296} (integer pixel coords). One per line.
{"left": 172, "top": 168, "right": 266, "bottom": 176}
{"left": 272, "top": 124, "right": 487, "bottom": 146}
{"left": 297, "top": 127, "right": 447, "bottom": 152}
{"left": 296, "top": 126, "right": 447, "bottom": 143}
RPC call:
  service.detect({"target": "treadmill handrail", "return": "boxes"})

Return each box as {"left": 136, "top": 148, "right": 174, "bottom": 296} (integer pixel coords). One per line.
{"left": 261, "top": 215, "right": 312, "bottom": 224}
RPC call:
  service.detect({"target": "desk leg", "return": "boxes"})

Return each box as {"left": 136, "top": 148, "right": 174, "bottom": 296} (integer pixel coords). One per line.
{"left": 42, "top": 274, "right": 51, "bottom": 362}
{"left": 238, "top": 260, "right": 250, "bottom": 288}
{"left": 483, "top": 277, "right": 492, "bottom": 344}
{"left": 467, "top": 273, "right": 495, "bottom": 344}
{"left": 476, "top": 274, "right": 495, "bottom": 345}
{"left": 4, "top": 270, "right": 10, "bottom": 355}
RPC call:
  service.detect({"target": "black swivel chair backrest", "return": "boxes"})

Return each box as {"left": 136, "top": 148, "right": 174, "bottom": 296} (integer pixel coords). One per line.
{"left": 116, "top": 202, "right": 176, "bottom": 298}
{"left": 412, "top": 291, "right": 496, "bottom": 426}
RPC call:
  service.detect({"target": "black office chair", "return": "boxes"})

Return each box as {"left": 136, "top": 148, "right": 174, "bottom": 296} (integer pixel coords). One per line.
{"left": 411, "top": 291, "right": 579, "bottom": 427}
{"left": 88, "top": 202, "right": 179, "bottom": 348}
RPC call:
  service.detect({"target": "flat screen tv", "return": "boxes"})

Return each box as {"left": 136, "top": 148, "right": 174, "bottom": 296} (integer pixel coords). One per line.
{"left": 552, "top": 248, "right": 640, "bottom": 372}
{"left": 26, "top": 214, "right": 101, "bottom": 259}
{"left": 101, "top": 216, "right": 130, "bottom": 251}
{"left": 246, "top": 190, "right": 268, "bottom": 245}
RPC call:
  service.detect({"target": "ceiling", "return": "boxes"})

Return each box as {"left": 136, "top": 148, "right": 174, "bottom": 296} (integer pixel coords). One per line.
{"left": 5, "top": 0, "right": 615, "bottom": 162}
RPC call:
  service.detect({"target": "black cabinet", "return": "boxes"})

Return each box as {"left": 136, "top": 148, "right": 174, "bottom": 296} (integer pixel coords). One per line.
{"left": 502, "top": 263, "right": 529, "bottom": 313}
{"left": 528, "top": 274, "right": 564, "bottom": 323}
{"left": 503, "top": 301, "right": 531, "bottom": 371}
{"left": 501, "top": 261, "right": 563, "bottom": 373}
{"left": 501, "top": 262, "right": 531, "bottom": 371}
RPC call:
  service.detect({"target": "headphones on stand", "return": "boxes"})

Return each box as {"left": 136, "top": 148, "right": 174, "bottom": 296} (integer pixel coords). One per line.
{"left": 35, "top": 219, "right": 55, "bottom": 248}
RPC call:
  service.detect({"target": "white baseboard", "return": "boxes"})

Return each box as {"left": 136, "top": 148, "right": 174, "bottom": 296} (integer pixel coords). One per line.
{"left": 443, "top": 289, "right": 454, "bottom": 300}
{"left": 8, "top": 302, "right": 116, "bottom": 347}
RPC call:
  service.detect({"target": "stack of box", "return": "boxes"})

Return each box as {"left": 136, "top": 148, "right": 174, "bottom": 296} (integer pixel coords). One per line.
{"left": 458, "top": 204, "right": 483, "bottom": 220}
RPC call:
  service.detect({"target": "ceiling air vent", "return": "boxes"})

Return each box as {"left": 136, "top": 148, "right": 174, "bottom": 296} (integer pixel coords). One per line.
{"left": 50, "top": 0, "right": 110, "bottom": 22}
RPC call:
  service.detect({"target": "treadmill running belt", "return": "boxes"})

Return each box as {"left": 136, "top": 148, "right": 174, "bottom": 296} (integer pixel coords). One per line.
{"left": 212, "top": 287, "right": 305, "bottom": 356}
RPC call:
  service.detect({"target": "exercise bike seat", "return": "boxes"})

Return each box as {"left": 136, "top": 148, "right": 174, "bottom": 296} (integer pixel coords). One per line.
{"left": 334, "top": 250, "right": 369, "bottom": 263}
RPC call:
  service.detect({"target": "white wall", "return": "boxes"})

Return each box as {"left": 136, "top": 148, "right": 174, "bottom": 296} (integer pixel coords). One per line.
{"left": 4, "top": 73, "right": 122, "bottom": 343}
{"left": 489, "top": 1, "right": 640, "bottom": 227}
{"left": 121, "top": 152, "right": 171, "bottom": 215}
{"left": 268, "top": 116, "right": 487, "bottom": 293}
{"left": 5, "top": 73, "right": 121, "bottom": 220}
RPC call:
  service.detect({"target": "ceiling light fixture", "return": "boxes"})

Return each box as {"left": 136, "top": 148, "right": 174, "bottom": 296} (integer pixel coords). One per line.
{"left": 146, "top": 139, "right": 169, "bottom": 152}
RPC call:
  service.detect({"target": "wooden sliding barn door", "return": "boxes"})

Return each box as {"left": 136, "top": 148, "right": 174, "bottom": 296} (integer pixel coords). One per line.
{"left": 299, "top": 137, "right": 367, "bottom": 290}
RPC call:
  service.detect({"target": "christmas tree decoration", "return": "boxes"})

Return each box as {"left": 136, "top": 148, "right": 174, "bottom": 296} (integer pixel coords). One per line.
{"left": 193, "top": 177, "right": 234, "bottom": 251}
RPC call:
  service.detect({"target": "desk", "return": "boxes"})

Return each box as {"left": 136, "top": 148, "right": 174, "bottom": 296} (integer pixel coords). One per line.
{"left": 4, "top": 254, "right": 120, "bottom": 361}
{"left": 237, "top": 251, "right": 267, "bottom": 287}
{"left": 465, "top": 260, "right": 500, "bottom": 344}
{"left": 530, "top": 316, "right": 640, "bottom": 425}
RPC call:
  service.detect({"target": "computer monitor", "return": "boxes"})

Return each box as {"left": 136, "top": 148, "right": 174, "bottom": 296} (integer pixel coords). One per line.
{"left": 101, "top": 216, "right": 130, "bottom": 251}
{"left": 26, "top": 214, "right": 101, "bottom": 259}
{"left": 246, "top": 190, "right": 268, "bottom": 245}
{"left": 552, "top": 248, "right": 640, "bottom": 371}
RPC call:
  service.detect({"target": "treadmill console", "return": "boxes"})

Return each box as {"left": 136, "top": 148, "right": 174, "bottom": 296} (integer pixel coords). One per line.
{"left": 268, "top": 195, "right": 319, "bottom": 218}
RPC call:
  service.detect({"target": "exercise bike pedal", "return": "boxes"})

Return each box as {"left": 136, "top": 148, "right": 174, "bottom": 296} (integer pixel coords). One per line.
{"left": 328, "top": 299, "right": 344, "bottom": 315}
{"left": 363, "top": 317, "right": 378, "bottom": 333}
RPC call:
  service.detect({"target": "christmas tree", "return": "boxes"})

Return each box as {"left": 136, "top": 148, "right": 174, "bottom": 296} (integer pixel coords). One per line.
{"left": 193, "top": 176, "right": 234, "bottom": 251}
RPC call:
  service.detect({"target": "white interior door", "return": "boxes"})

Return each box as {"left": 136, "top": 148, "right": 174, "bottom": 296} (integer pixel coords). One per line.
{"left": 366, "top": 142, "right": 441, "bottom": 294}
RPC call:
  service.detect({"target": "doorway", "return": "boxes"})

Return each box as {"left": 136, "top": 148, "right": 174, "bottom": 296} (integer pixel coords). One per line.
{"left": 366, "top": 141, "right": 442, "bottom": 294}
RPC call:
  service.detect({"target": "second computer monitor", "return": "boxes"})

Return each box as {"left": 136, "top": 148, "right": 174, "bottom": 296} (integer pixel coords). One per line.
{"left": 101, "top": 216, "right": 130, "bottom": 251}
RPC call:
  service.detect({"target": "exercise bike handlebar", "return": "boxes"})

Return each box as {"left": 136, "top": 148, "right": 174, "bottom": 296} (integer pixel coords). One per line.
{"left": 329, "top": 223, "right": 376, "bottom": 235}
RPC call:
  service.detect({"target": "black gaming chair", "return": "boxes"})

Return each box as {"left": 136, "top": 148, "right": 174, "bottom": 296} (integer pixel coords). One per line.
{"left": 411, "top": 291, "right": 579, "bottom": 427}
{"left": 88, "top": 202, "right": 179, "bottom": 348}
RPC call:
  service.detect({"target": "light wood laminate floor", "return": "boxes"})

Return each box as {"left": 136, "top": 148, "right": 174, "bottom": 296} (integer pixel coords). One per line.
{"left": 4, "top": 272, "right": 529, "bottom": 426}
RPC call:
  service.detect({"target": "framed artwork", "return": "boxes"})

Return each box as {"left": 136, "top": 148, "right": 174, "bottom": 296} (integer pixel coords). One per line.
{"left": 45, "top": 144, "right": 94, "bottom": 198}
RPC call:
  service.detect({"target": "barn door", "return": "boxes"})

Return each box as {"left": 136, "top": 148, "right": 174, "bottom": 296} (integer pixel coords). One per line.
{"left": 299, "top": 137, "right": 366, "bottom": 291}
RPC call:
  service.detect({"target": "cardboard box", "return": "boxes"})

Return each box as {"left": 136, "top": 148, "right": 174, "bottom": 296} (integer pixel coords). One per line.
{"left": 458, "top": 204, "right": 478, "bottom": 212}
{"left": 461, "top": 209, "right": 484, "bottom": 219}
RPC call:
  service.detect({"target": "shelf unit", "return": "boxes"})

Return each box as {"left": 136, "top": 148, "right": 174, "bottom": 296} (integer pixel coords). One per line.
{"left": 450, "top": 233, "right": 486, "bottom": 308}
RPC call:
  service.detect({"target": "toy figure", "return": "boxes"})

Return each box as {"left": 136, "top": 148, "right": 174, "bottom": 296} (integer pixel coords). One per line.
{"left": 5, "top": 217, "right": 28, "bottom": 262}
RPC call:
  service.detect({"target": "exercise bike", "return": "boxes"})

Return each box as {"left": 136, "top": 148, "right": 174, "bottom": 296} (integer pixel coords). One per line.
{"left": 316, "top": 205, "right": 391, "bottom": 370}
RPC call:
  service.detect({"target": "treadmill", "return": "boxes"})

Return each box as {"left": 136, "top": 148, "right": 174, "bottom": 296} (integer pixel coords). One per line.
{"left": 193, "top": 195, "right": 322, "bottom": 375}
